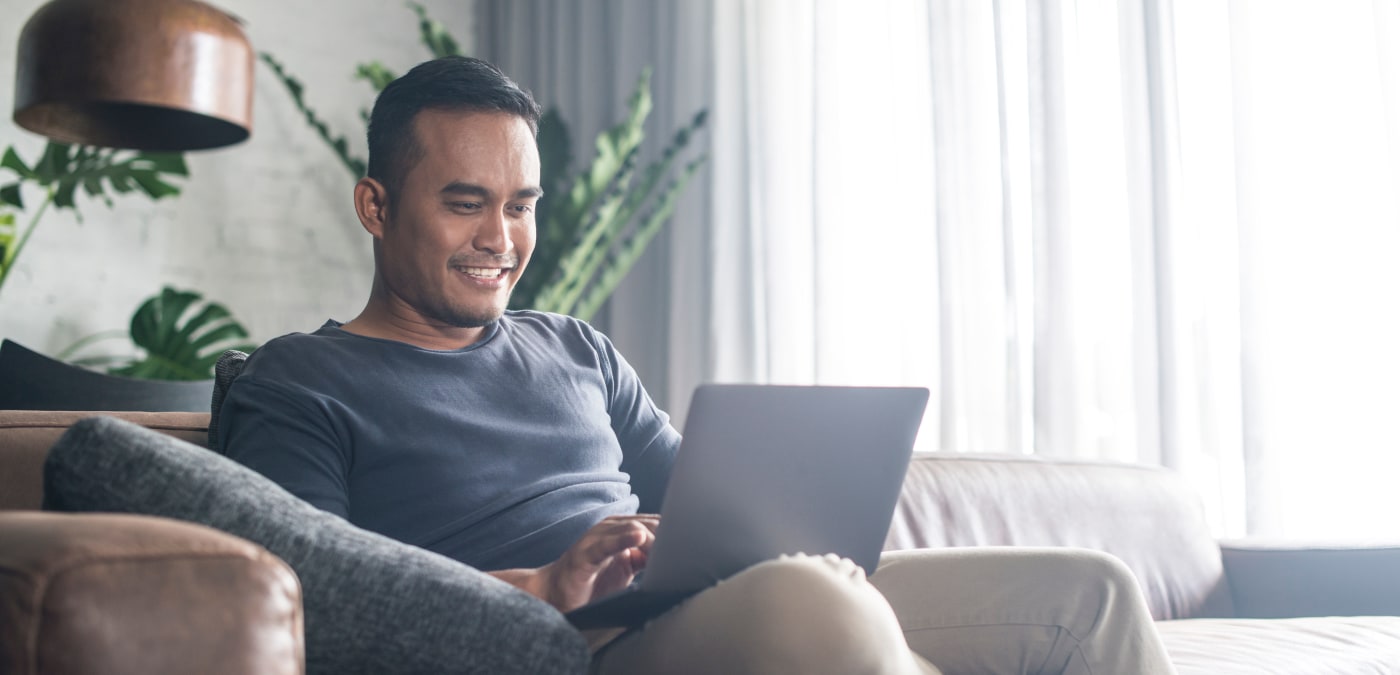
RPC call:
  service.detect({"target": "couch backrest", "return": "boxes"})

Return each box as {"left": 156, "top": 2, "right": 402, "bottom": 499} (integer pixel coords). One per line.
{"left": 884, "top": 453, "right": 1234, "bottom": 621}
{"left": 0, "top": 410, "right": 210, "bottom": 511}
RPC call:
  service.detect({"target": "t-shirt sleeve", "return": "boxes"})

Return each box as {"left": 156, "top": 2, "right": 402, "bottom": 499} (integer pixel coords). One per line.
{"left": 216, "top": 376, "right": 353, "bottom": 519}
{"left": 591, "top": 330, "right": 680, "bottom": 515}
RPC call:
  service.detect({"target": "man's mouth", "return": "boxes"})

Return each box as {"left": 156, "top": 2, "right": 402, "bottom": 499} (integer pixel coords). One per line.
{"left": 456, "top": 266, "right": 509, "bottom": 280}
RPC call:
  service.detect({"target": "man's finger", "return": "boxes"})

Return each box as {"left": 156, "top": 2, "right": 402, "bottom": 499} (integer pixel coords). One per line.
{"left": 600, "top": 514, "right": 660, "bottom": 535}
{"left": 579, "top": 523, "right": 653, "bottom": 565}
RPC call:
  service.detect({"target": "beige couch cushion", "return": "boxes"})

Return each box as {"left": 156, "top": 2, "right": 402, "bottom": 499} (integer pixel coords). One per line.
{"left": 1158, "top": 616, "right": 1400, "bottom": 674}
{"left": 885, "top": 453, "right": 1234, "bottom": 620}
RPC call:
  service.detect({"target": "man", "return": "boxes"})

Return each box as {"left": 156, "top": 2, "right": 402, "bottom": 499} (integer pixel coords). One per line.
{"left": 220, "top": 56, "right": 1176, "bottom": 674}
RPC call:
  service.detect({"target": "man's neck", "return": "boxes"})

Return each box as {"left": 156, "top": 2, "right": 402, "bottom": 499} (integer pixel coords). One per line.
{"left": 340, "top": 302, "right": 490, "bottom": 351}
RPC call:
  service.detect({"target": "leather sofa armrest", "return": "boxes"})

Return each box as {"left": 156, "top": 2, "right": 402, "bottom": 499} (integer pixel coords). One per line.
{"left": 0, "top": 511, "right": 304, "bottom": 675}
{"left": 1220, "top": 539, "right": 1400, "bottom": 618}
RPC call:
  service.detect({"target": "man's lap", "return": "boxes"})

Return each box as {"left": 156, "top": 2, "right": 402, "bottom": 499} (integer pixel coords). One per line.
{"left": 590, "top": 554, "right": 936, "bottom": 675}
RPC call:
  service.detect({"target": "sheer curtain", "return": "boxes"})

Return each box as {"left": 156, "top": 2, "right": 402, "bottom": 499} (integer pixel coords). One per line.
{"left": 703, "top": 0, "right": 1248, "bottom": 534}
{"left": 482, "top": 0, "right": 1400, "bottom": 539}
{"left": 1219, "top": 1, "right": 1400, "bottom": 538}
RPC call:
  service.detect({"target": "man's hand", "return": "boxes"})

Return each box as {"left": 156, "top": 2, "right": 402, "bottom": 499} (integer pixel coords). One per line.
{"left": 490, "top": 514, "right": 659, "bottom": 613}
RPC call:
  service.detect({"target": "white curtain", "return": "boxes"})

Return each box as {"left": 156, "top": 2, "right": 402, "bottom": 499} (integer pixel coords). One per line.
{"left": 482, "top": 0, "right": 1400, "bottom": 539}
{"left": 701, "top": 0, "right": 1250, "bottom": 535}
{"left": 1220, "top": 0, "right": 1400, "bottom": 538}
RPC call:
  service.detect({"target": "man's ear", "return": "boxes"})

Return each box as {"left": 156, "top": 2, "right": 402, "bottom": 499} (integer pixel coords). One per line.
{"left": 354, "top": 177, "right": 390, "bottom": 238}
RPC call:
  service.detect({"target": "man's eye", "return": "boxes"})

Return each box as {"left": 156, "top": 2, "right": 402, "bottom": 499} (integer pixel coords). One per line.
{"left": 450, "top": 202, "right": 482, "bottom": 211}
{"left": 510, "top": 204, "right": 534, "bottom": 214}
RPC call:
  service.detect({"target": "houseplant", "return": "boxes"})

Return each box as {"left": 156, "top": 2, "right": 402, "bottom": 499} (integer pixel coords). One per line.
{"left": 261, "top": 3, "right": 707, "bottom": 321}
{"left": 58, "top": 286, "right": 258, "bottom": 381}
{"left": 1, "top": 144, "right": 257, "bottom": 380}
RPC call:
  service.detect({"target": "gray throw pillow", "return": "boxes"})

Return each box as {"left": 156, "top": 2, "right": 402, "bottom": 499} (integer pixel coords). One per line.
{"left": 43, "top": 416, "right": 588, "bottom": 675}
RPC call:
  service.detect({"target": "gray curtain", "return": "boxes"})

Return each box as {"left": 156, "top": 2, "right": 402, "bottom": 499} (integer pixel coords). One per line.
{"left": 477, "top": 0, "right": 716, "bottom": 416}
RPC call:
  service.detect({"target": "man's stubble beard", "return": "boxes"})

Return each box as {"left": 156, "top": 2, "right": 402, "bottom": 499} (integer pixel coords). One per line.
{"left": 420, "top": 290, "right": 510, "bottom": 328}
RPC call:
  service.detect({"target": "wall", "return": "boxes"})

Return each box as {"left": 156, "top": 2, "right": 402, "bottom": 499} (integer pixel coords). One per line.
{"left": 0, "top": 0, "right": 476, "bottom": 358}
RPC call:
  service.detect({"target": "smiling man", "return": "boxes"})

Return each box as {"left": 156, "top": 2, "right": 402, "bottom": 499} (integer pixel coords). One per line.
{"left": 344, "top": 105, "right": 542, "bottom": 346}
{"left": 218, "top": 56, "right": 1176, "bottom": 675}
{"left": 220, "top": 57, "right": 675, "bottom": 598}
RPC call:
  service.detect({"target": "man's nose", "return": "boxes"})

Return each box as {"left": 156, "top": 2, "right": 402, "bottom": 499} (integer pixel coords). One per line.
{"left": 472, "top": 208, "right": 511, "bottom": 254}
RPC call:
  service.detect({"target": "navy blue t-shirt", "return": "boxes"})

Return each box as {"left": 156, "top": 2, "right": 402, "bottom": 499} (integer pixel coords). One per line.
{"left": 217, "top": 311, "right": 680, "bottom": 571}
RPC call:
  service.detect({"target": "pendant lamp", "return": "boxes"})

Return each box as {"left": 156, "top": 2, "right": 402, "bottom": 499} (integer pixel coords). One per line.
{"left": 12, "top": 0, "right": 253, "bottom": 151}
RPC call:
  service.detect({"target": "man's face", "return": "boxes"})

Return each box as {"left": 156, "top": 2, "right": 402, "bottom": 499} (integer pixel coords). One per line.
{"left": 376, "top": 109, "right": 542, "bottom": 329}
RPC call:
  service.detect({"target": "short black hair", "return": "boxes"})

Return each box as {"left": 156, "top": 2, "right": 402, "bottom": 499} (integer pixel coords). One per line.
{"left": 366, "top": 56, "right": 541, "bottom": 199}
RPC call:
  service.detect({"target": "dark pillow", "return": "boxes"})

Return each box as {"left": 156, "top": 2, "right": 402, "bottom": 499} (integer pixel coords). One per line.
{"left": 0, "top": 338, "right": 213, "bottom": 412}
{"left": 43, "top": 416, "right": 587, "bottom": 675}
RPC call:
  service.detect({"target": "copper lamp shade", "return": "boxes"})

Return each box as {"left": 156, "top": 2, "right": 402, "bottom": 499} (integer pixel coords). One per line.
{"left": 13, "top": 0, "right": 254, "bottom": 151}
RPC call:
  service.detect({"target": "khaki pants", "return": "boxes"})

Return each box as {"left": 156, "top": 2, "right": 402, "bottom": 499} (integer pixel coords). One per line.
{"left": 591, "top": 547, "right": 1176, "bottom": 674}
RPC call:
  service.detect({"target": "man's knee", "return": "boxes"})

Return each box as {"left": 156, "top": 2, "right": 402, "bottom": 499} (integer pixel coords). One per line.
{"left": 1031, "top": 549, "right": 1144, "bottom": 608}
{"left": 716, "top": 554, "right": 916, "bottom": 674}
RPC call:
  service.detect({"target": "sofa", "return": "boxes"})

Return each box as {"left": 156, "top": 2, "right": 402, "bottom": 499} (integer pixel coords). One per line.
{"left": 0, "top": 410, "right": 587, "bottom": 675}
{"left": 0, "top": 411, "right": 305, "bottom": 675}
{"left": 3, "top": 410, "right": 1400, "bottom": 673}
{"left": 885, "top": 453, "right": 1400, "bottom": 673}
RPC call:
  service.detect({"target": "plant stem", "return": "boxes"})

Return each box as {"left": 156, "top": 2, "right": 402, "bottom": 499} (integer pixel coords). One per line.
{"left": 54, "top": 328, "right": 130, "bottom": 361}
{"left": 0, "top": 188, "right": 55, "bottom": 298}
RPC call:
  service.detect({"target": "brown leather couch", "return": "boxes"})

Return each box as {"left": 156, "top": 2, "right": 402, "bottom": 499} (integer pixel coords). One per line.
{"left": 0, "top": 410, "right": 304, "bottom": 675}
{"left": 885, "top": 453, "right": 1400, "bottom": 673}
{"left": 7, "top": 410, "right": 1400, "bottom": 674}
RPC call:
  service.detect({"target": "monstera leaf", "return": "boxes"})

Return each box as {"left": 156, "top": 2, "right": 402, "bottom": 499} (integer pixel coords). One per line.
{"left": 99, "top": 287, "right": 258, "bottom": 381}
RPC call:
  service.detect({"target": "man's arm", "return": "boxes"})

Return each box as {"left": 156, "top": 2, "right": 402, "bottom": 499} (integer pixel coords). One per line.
{"left": 217, "top": 377, "right": 353, "bottom": 518}
{"left": 593, "top": 329, "right": 681, "bottom": 513}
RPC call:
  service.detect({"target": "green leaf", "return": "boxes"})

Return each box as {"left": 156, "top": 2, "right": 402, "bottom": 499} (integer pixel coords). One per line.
{"left": 355, "top": 62, "right": 397, "bottom": 91}
{"left": 0, "top": 142, "right": 187, "bottom": 218}
{"left": 573, "top": 155, "right": 706, "bottom": 321}
{"left": 129, "top": 171, "right": 181, "bottom": 200}
{"left": 53, "top": 177, "right": 79, "bottom": 209}
{"left": 144, "top": 288, "right": 201, "bottom": 353}
{"left": 100, "top": 287, "right": 254, "bottom": 380}
{"left": 1, "top": 147, "right": 33, "bottom": 178}
{"left": 0, "top": 184, "right": 22, "bottom": 209}
{"left": 33, "top": 142, "right": 73, "bottom": 182}
{"left": 410, "top": 2, "right": 461, "bottom": 57}
{"left": 138, "top": 153, "right": 188, "bottom": 176}
{"left": 527, "top": 75, "right": 708, "bottom": 317}
{"left": 0, "top": 210, "right": 13, "bottom": 265}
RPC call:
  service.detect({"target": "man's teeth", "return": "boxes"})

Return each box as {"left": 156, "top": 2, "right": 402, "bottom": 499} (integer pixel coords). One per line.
{"left": 461, "top": 267, "right": 504, "bottom": 279}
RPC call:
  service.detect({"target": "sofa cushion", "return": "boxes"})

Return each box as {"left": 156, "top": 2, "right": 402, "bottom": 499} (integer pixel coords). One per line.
{"left": 885, "top": 454, "right": 1233, "bottom": 620}
{"left": 1157, "top": 616, "right": 1400, "bottom": 674}
{"left": 42, "top": 416, "right": 588, "bottom": 675}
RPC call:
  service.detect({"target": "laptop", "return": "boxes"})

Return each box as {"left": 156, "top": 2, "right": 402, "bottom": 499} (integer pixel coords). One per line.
{"left": 565, "top": 383, "right": 929, "bottom": 630}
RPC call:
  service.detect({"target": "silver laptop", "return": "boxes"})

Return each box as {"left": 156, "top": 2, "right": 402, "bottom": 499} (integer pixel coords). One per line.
{"left": 566, "top": 383, "right": 929, "bottom": 629}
